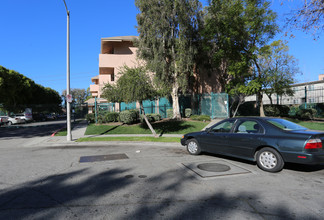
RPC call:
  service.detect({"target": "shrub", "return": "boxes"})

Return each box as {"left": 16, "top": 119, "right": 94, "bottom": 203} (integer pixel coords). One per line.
{"left": 119, "top": 110, "right": 138, "bottom": 124}
{"left": 104, "top": 112, "right": 119, "bottom": 122}
{"left": 86, "top": 113, "right": 95, "bottom": 123}
{"left": 185, "top": 108, "right": 192, "bottom": 118}
{"left": 236, "top": 101, "right": 259, "bottom": 116}
{"left": 150, "top": 113, "right": 161, "bottom": 121}
{"left": 190, "top": 114, "right": 211, "bottom": 121}
{"left": 264, "top": 105, "right": 290, "bottom": 117}
{"left": 140, "top": 113, "right": 161, "bottom": 123}
{"left": 296, "top": 108, "right": 317, "bottom": 120}
{"left": 167, "top": 109, "right": 173, "bottom": 119}
{"left": 130, "top": 109, "right": 140, "bottom": 120}
{"left": 97, "top": 115, "right": 104, "bottom": 124}
{"left": 288, "top": 106, "right": 299, "bottom": 117}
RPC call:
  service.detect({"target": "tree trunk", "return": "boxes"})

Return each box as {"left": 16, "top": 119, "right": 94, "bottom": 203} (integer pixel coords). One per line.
{"left": 171, "top": 82, "right": 181, "bottom": 120}
{"left": 266, "top": 93, "right": 273, "bottom": 105}
{"left": 257, "top": 92, "right": 265, "bottom": 117}
{"left": 140, "top": 102, "right": 157, "bottom": 137}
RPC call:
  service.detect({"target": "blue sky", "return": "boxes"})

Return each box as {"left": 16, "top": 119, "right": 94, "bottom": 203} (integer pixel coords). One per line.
{"left": 0, "top": 0, "right": 323, "bottom": 95}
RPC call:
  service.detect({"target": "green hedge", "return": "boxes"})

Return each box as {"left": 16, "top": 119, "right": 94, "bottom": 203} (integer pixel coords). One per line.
{"left": 104, "top": 112, "right": 120, "bottom": 122}
{"left": 140, "top": 113, "right": 162, "bottom": 123}
{"left": 264, "top": 105, "right": 290, "bottom": 117}
{"left": 236, "top": 102, "right": 259, "bottom": 116}
{"left": 185, "top": 108, "right": 192, "bottom": 118}
{"left": 190, "top": 114, "right": 211, "bottom": 121}
{"left": 86, "top": 113, "right": 95, "bottom": 123}
{"left": 167, "top": 109, "right": 173, "bottom": 119}
{"left": 119, "top": 110, "right": 138, "bottom": 124}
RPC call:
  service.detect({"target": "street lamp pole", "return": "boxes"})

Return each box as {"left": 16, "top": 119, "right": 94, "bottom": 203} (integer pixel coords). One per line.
{"left": 63, "top": 0, "right": 72, "bottom": 141}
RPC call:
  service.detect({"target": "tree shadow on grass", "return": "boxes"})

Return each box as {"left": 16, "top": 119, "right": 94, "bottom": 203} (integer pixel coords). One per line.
{"left": 140, "top": 120, "right": 194, "bottom": 134}
{"left": 100, "top": 124, "right": 124, "bottom": 135}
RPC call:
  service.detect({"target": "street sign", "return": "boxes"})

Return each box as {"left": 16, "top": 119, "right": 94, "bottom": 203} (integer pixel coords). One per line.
{"left": 67, "top": 94, "right": 73, "bottom": 103}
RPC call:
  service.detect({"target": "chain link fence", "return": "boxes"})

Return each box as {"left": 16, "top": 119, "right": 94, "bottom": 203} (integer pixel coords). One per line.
{"left": 93, "top": 93, "right": 229, "bottom": 119}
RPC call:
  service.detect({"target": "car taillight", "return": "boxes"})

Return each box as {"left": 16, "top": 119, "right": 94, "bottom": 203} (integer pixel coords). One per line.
{"left": 304, "top": 138, "right": 322, "bottom": 149}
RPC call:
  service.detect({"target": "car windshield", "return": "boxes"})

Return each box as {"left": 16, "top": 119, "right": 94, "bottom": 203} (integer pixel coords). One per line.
{"left": 266, "top": 118, "right": 307, "bottom": 131}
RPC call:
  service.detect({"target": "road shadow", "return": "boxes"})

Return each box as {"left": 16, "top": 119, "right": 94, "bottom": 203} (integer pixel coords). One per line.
{"left": 0, "top": 163, "right": 321, "bottom": 219}
{"left": 0, "top": 167, "right": 133, "bottom": 219}
{"left": 284, "top": 163, "right": 324, "bottom": 172}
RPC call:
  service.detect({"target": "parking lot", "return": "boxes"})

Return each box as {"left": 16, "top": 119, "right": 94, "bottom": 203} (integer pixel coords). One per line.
{"left": 1, "top": 138, "right": 324, "bottom": 219}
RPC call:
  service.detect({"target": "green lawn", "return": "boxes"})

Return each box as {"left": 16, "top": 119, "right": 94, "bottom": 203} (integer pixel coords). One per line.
{"left": 56, "top": 118, "right": 324, "bottom": 143}
{"left": 287, "top": 118, "right": 324, "bottom": 131}
{"left": 77, "top": 136, "right": 181, "bottom": 142}
{"left": 85, "top": 120, "right": 209, "bottom": 135}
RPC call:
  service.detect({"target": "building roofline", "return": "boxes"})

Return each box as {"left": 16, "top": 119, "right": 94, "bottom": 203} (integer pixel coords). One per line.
{"left": 101, "top": 36, "right": 138, "bottom": 42}
{"left": 293, "top": 80, "right": 324, "bottom": 87}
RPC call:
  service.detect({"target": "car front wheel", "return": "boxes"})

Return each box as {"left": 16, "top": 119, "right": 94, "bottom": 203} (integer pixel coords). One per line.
{"left": 256, "top": 147, "right": 284, "bottom": 172}
{"left": 186, "top": 139, "right": 201, "bottom": 155}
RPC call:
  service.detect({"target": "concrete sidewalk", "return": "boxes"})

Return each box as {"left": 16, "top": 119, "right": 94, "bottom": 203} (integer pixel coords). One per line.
{"left": 37, "top": 118, "right": 222, "bottom": 147}
{"left": 39, "top": 120, "right": 183, "bottom": 146}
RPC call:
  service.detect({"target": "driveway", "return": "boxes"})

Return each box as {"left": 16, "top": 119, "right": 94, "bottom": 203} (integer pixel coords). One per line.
{"left": 0, "top": 140, "right": 324, "bottom": 219}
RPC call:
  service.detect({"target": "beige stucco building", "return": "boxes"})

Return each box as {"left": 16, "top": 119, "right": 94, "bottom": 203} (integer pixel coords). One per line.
{"left": 87, "top": 35, "right": 224, "bottom": 114}
{"left": 87, "top": 36, "right": 138, "bottom": 113}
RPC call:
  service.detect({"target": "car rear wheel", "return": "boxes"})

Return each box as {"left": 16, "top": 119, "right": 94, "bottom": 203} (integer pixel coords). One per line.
{"left": 256, "top": 147, "right": 284, "bottom": 172}
{"left": 8, "top": 121, "right": 12, "bottom": 126}
{"left": 186, "top": 139, "right": 201, "bottom": 155}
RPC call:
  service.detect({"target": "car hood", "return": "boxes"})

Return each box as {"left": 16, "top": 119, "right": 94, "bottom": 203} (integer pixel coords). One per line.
{"left": 183, "top": 131, "right": 205, "bottom": 137}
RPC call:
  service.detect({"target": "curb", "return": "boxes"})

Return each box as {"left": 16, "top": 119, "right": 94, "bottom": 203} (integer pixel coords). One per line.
{"left": 51, "top": 127, "right": 66, "bottom": 137}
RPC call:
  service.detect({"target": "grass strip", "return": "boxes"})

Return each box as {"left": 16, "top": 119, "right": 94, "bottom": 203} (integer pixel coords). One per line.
{"left": 76, "top": 136, "right": 181, "bottom": 142}
{"left": 286, "top": 118, "right": 324, "bottom": 131}
{"left": 85, "top": 120, "right": 209, "bottom": 135}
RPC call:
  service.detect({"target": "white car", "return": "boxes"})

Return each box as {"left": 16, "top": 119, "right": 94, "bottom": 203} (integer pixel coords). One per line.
{"left": 7, "top": 115, "right": 24, "bottom": 125}
{"left": 0, "top": 116, "right": 9, "bottom": 126}
{"left": 15, "top": 113, "right": 33, "bottom": 123}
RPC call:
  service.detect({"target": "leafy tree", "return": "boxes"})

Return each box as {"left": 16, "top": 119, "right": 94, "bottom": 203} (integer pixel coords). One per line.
{"left": 102, "top": 66, "right": 159, "bottom": 136}
{"left": 85, "top": 87, "right": 92, "bottom": 101}
{"left": 202, "top": 0, "right": 278, "bottom": 116}
{"left": 62, "top": 88, "right": 89, "bottom": 105}
{"left": 0, "top": 66, "right": 62, "bottom": 113}
{"left": 202, "top": 0, "right": 252, "bottom": 92}
{"left": 257, "top": 40, "right": 299, "bottom": 105}
{"left": 135, "top": 0, "right": 202, "bottom": 119}
{"left": 286, "top": 0, "right": 324, "bottom": 38}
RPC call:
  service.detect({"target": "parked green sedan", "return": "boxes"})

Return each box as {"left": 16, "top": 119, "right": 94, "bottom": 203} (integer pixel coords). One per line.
{"left": 181, "top": 117, "right": 324, "bottom": 172}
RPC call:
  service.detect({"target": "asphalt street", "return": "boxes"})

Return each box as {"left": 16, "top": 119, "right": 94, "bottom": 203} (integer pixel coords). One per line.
{"left": 0, "top": 121, "right": 324, "bottom": 219}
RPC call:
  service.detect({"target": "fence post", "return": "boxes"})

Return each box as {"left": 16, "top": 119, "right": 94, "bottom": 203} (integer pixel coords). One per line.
{"left": 95, "top": 97, "right": 97, "bottom": 124}
{"left": 305, "top": 86, "right": 307, "bottom": 109}
{"left": 226, "top": 93, "right": 229, "bottom": 118}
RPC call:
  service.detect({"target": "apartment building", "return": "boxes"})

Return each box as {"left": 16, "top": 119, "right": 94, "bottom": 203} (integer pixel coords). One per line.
{"left": 87, "top": 35, "right": 225, "bottom": 115}
{"left": 87, "top": 36, "right": 138, "bottom": 113}
{"left": 246, "top": 74, "right": 324, "bottom": 105}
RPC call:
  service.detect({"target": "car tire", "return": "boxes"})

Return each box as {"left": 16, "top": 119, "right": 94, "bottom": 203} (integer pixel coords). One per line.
{"left": 186, "top": 139, "right": 201, "bottom": 155}
{"left": 8, "top": 121, "right": 12, "bottom": 126}
{"left": 256, "top": 147, "right": 284, "bottom": 172}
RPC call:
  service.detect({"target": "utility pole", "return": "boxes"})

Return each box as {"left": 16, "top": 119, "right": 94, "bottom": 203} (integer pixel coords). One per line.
{"left": 63, "top": 0, "right": 72, "bottom": 141}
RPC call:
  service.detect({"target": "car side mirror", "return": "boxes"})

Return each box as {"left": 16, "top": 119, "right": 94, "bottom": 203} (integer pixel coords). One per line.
{"left": 205, "top": 127, "right": 212, "bottom": 132}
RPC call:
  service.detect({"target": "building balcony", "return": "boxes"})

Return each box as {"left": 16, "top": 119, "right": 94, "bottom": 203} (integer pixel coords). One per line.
{"left": 99, "top": 54, "right": 137, "bottom": 69}
{"left": 90, "top": 84, "right": 99, "bottom": 93}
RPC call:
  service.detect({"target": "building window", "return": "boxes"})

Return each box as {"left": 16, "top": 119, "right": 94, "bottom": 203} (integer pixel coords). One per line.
{"left": 111, "top": 73, "right": 114, "bottom": 81}
{"left": 307, "top": 85, "right": 314, "bottom": 91}
{"left": 308, "top": 98, "right": 315, "bottom": 103}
